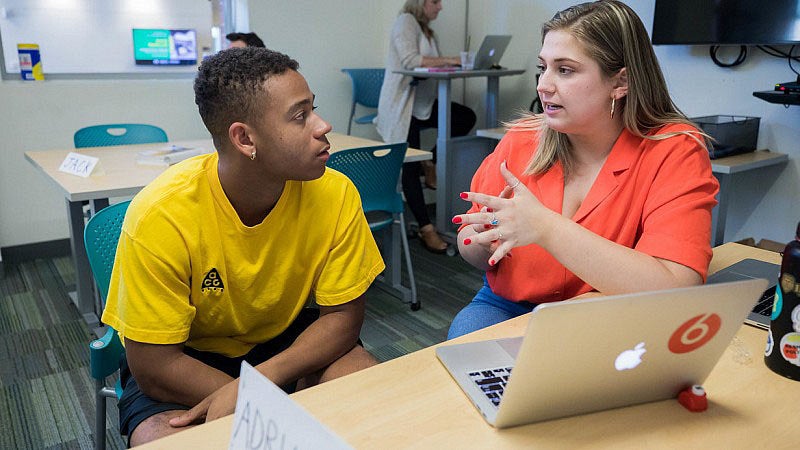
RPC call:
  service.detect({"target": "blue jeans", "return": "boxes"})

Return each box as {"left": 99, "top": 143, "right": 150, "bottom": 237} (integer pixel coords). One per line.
{"left": 447, "top": 277, "right": 536, "bottom": 340}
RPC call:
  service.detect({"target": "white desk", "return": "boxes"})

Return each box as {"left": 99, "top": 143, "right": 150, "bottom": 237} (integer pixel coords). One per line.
{"left": 478, "top": 127, "right": 789, "bottom": 246}
{"left": 395, "top": 69, "right": 525, "bottom": 242}
{"left": 25, "top": 134, "right": 430, "bottom": 327}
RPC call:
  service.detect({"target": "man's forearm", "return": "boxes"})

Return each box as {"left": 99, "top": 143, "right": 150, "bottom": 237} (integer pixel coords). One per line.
{"left": 126, "top": 340, "right": 235, "bottom": 407}
{"left": 255, "top": 303, "right": 364, "bottom": 387}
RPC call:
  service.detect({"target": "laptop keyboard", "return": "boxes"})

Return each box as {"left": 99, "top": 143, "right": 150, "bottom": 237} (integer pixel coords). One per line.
{"left": 468, "top": 366, "right": 513, "bottom": 408}
{"left": 753, "top": 285, "right": 776, "bottom": 317}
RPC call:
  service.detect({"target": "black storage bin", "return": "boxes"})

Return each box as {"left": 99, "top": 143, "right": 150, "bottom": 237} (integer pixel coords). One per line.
{"left": 690, "top": 115, "right": 760, "bottom": 159}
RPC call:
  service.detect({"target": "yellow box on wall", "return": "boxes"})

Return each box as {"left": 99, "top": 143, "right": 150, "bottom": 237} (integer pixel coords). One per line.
{"left": 17, "top": 43, "right": 44, "bottom": 80}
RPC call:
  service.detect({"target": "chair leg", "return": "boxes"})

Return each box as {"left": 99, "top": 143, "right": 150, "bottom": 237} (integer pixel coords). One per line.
{"left": 398, "top": 214, "right": 419, "bottom": 310}
{"left": 347, "top": 104, "right": 356, "bottom": 135}
{"left": 95, "top": 379, "right": 106, "bottom": 450}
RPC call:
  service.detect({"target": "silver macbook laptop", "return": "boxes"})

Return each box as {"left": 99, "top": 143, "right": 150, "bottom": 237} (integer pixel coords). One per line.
{"left": 472, "top": 35, "right": 512, "bottom": 70}
{"left": 706, "top": 258, "right": 779, "bottom": 329}
{"left": 436, "top": 279, "right": 768, "bottom": 428}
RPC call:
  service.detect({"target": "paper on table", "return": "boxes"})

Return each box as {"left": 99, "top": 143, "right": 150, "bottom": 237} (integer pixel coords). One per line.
{"left": 137, "top": 144, "right": 193, "bottom": 157}
{"left": 136, "top": 147, "right": 212, "bottom": 166}
{"left": 229, "top": 362, "right": 352, "bottom": 450}
{"left": 413, "top": 67, "right": 459, "bottom": 73}
{"left": 58, "top": 152, "right": 101, "bottom": 177}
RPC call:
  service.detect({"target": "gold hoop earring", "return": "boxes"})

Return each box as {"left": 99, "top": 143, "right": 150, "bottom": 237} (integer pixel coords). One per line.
{"left": 610, "top": 97, "right": 616, "bottom": 119}
{"left": 250, "top": 150, "right": 256, "bottom": 161}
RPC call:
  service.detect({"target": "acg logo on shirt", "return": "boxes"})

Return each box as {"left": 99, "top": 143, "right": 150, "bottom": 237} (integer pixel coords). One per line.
{"left": 201, "top": 268, "right": 224, "bottom": 295}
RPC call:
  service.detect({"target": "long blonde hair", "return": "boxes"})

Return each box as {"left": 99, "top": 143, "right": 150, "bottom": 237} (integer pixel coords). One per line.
{"left": 514, "top": 0, "right": 707, "bottom": 177}
{"left": 402, "top": 0, "right": 435, "bottom": 39}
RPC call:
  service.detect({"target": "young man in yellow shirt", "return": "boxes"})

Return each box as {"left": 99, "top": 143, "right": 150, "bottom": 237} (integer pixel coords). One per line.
{"left": 102, "top": 47, "right": 384, "bottom": 446}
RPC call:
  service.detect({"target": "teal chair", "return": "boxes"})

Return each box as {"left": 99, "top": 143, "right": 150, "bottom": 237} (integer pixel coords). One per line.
{"left": 327, "top": 143, "right": 419, "bottom": 310}
{"left": 74, "top": 123, "right": 168, "bottom": 148}
{"left": 341, "top": 68, "right": 384, "bottom": 135}
{"left": 84, "top": 201, "right": 130, "bottom": 450}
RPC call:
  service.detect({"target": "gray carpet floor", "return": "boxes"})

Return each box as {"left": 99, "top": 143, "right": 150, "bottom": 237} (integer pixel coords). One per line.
{"left": 0, "top": 233, "right": 483, "bottom": 449}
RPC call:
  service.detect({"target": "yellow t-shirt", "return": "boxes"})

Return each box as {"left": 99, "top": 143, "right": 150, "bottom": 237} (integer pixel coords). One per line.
{"left": 101, "top": 153, "right": 384, "bottom": 357}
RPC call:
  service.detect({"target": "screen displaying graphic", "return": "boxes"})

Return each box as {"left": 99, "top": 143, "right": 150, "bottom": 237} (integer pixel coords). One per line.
{"left": 132, "top": 29, "right": 197, "bottom": 65}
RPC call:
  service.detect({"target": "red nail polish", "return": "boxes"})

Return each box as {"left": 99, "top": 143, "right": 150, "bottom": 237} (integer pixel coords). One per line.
{"left": 460, "top": 192, "right": 468, "bottom": 199}
{"left": 452, "top": 216, "right": 462, "bottom": 224}
{"left": 463, "top": 238, "right": 472, "bottom": 245}
{"left": 486, "top": 208, "right": 493, "bottom": 212}
{"left": 489, "top": 259, "right": 496, "bottom": 266}
{"left": 484, "top": 224, "right": 492, "bottom": 229}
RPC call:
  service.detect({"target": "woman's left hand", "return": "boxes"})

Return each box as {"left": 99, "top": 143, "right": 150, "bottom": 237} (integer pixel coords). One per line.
{"left": 454, "top": 161, "right": 557, "bottom": 265}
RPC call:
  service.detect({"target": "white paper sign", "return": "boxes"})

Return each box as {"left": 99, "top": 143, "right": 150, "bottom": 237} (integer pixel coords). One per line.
{"left": 229, "top": 362, "right": 352, "bottom": 450}
{"left": 58, "top": 152, "right": 99, "bottom": 178}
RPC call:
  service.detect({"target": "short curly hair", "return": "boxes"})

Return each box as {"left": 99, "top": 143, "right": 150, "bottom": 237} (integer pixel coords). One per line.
{"left": 194, "top": 47, "right": 299, "bottom": 142}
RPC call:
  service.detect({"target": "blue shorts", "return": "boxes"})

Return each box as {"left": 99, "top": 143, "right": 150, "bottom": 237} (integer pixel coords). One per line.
{"left": 118, "top": 307, "right": 321, "bottom": 438}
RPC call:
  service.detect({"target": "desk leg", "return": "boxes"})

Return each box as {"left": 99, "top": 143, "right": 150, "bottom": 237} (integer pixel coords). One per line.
{"left": 712, "top": 173, "right": 731, "bottom": 246}
{"left": 435, "top": 79, "right": 455, "bottom": 241}
{"left": 486, "top": 76, "right": 499, "bottom": 128}
{"left": 66, "top": 198, "right": 100, "bottom": 328}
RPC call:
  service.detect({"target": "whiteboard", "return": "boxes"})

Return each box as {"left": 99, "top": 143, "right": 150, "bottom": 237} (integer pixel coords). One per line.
{"left": 0, "top": 0, "right": 212, "bottom": 75}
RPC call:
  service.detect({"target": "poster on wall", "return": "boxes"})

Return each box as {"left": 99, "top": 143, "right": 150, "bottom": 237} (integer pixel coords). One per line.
{"left": 132, "top": 28, "right": 197, "bottom": 65}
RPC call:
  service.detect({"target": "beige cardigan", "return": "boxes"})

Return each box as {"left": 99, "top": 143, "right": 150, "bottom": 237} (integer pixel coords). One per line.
{"left": 376, "top": 13, "right": 440, "bottom": 144}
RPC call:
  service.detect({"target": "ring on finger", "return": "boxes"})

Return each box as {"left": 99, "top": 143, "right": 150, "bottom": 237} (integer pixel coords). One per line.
{"left": 498, "top": 230, "right": 504, "bottom": 239}
{"left": 490, "top": 213, "right": 499, "bottom": 226}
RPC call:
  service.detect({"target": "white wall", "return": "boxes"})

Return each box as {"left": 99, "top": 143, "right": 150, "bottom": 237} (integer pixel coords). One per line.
{"left": 0, "top": 0, "right": 212, "bottom": 74}
{"left": 0, "top": 79, "right": 208, "bottom": 246}
{"left": 1, "top": 0, "right": 799, "bottom": 251}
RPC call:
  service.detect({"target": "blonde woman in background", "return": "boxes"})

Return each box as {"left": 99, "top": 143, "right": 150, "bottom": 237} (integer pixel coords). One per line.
{"left": 376, "top": 0, "right": 476, "bottom": 253}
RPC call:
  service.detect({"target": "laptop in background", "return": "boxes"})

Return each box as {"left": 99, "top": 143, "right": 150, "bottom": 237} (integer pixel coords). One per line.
{"left": 436, "top": 279, "right": 767, "bottom": 428}
{"left": 706, "top": 258, "right": 780, "bottom": 329}
{"left": 472, "top": 35, "right": 512, "bottom": 70}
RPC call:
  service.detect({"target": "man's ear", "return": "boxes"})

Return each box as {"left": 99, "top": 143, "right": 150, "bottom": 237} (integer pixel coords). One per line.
{"left": 613, "top": 67, "right": 629, "bottom": 99}
{"left": 228, "top": 122, "right": 255, "bottom": 159}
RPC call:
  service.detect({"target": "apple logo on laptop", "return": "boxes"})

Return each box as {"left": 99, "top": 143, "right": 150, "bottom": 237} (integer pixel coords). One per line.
{"left": 615, "top": 342, "right": 646, "bottom": 371}
{"left": 489, "top": 48, "right": 495, "bottom": 57}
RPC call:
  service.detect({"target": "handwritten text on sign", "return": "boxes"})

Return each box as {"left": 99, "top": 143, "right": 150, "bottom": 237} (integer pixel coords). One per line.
{"left": 58, "top": 152, "right": 99, "bottom": 178}
{"left": 229, "top": 362, "right": 352, "bottom": 450}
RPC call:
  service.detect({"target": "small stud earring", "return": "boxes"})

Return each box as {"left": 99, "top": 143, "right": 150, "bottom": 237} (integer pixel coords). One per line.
{"left": 250, "top": 150, "right": 256, "bottom": 161}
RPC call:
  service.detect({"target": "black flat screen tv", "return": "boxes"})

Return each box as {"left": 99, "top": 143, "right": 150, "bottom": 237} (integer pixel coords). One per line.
{"left": 651, "top": 0, "right": 800, "bottom": 45}
{"left": 132, "top": 28, "right": 197, "bottom": 65}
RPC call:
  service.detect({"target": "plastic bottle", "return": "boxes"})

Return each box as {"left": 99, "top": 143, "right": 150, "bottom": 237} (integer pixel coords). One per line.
{"left": 764, "top": 221, "right": 800, "bottom": 381}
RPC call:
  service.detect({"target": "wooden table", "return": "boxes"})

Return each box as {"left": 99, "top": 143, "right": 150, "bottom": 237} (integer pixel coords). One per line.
{"left": 25, "top": 133, "right": 431, "bottom": 327}
{"left": 477, "top": 127, "right": 789, "bottom": 247}
{"left": 139, "top": 242, "right": 797, "bottom": 449}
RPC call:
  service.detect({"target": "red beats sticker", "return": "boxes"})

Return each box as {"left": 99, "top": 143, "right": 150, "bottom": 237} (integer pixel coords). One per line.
{"left": 669, "top": 313, "right": 721, "bottom": 354}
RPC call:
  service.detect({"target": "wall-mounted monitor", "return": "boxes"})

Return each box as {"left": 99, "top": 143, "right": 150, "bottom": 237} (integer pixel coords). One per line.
{"left": 132, "top": 28, "right": 197, "bottom": 65}
{"left": 652, "top": 0, "right": 800, "bottom": 45}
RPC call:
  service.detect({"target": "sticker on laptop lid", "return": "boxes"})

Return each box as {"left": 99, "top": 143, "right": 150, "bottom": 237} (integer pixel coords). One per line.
{"left": 668, "top": 313, "right": 721, "bottom": 354}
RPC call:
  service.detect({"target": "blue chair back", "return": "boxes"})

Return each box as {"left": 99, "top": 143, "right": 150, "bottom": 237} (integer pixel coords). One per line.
{"left": 341, "top": 68, "right": 384, "bottom": 134}
{"left": 327, "top": 143, "right": 407, "bottom": 221}
{"left": 85, "top": 200, "right": 129, "bottom": 389}
{"left": 74, "top": 124, "right": 168, "bottom": 148}
{"left": 84, "top": 201, "right": 131, "bottom": 302}
{"left": 341, "top": 68, "right": 384, "bottom": 109}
